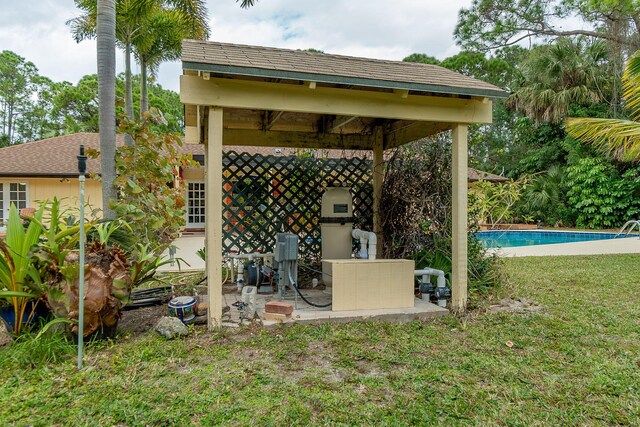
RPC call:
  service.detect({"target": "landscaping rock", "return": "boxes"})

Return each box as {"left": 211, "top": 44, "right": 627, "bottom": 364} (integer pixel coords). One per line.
{"left": 154, "top": 316, "right": 189, "bottom": 339}
{"left": 0, "top": 320, "right": 13, "bottom": 347}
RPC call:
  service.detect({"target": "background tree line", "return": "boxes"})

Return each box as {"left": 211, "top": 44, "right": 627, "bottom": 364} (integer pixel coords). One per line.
{"left": 0, "top": 49, "right": 183, "bottom": 147}
{"left": 403, "top": 0, "right": 640, "bottom": 229}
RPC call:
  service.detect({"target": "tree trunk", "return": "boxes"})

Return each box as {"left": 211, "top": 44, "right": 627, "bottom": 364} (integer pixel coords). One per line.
{"left": 97, "top": 0, "right": 117, "bottom": 220}
{"left": 124, "top": 42, "right": 134, "bottom": 147}
{"left": 140, "top": 59, "right": 148, "bottom": 115}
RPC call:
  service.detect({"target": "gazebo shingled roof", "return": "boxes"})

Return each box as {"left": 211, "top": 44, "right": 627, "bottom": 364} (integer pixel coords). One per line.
{"left": 182, "top": 40, "right": 506, "bottom": 98}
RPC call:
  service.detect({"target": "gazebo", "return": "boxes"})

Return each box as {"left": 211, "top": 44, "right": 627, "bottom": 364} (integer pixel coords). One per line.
{"left": 179, "top": 40, "right": 506, "bottom": 328}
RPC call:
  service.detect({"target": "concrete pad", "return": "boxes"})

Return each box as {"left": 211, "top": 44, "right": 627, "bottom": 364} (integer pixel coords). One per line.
{"left": 219, "top": 287, "right": 448, "bottom": 327}
{"left": 490, "top": 236, "right": 640, "bottom": 257}
{"left": 158, "top": 235, "right": 205, "bottom": 272}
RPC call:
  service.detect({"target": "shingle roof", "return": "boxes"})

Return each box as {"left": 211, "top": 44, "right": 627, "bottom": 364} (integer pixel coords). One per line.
{"left": 182, "top": 40, "right": 507, "bottom": 98}
{"left": 0, "top": 133, "right": 203, "bottom": 177}
{"left": 468, "top": 168, "right": 509, "bottom": 183}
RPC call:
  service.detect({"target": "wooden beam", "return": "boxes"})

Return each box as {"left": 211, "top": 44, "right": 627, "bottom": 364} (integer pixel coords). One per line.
{"left": 222, "top": 128, "right": 375, "bottom": 150}
{"left": 206, "top": 106, "right": 224, "bottom": 329}
{"left": 384, "top": 121, "right": 452, "bottom": 149}
{"left": 262, "top": 110, "right": 284, "bottom": 131}
{"left": 372, "top": 128, "right": 384, "bottom": 257}
{"left": 181, "top": 75, "right": 493, "bottom": 124}
{"left": 393, "top": 89, "right": 409, "bottom": 98}
{"left": 451, "top": 124, "right": 468, "bottom": 314}
{"left": 329, "top": 115, "right": 359, "bottom": 133}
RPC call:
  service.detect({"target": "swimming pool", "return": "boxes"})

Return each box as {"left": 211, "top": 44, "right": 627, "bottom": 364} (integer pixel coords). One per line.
{"left": 477, "top": 230, "right": 634, "bottom": 248}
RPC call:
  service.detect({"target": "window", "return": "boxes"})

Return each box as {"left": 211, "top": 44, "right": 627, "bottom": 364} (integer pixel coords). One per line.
{"left": 0, "top": 182, "right": 28, "bottom": 228}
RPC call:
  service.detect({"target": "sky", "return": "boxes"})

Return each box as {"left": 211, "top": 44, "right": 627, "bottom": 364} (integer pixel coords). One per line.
{"left": 0, "top": 0, "right": 474, "bottom": 93}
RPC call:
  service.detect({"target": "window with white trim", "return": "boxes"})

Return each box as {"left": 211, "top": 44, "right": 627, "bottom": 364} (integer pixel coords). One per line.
{"left": 0, "top": 182, "right": 28, "bottom": 228}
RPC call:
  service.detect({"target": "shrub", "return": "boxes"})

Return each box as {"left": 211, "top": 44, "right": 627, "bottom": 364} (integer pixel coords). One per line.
{"left": 565, "top": 157, "right": 640, "bottom": 228}
{"left": 381, "top": 136, "right": 503, "bottom": 294}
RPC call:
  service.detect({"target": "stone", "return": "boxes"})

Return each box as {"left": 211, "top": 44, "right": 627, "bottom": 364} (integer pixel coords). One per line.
{"left": 265, "top": 301, "right": 294, "bottom": 315}
{"left": 0, "top": 320, "right": 13, "bottom": 347}
{"left": 154, "top": 316, "right": 189, "bottom": 339}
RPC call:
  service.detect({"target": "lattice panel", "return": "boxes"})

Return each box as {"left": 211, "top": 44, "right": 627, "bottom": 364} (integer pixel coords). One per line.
{"left": 222, "top": 151, "right": 373, "bottom": 261}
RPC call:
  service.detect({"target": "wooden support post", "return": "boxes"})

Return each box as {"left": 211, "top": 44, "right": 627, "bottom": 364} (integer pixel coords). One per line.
{"left": 372, "top": 127, "right": 384, "bottom": 257}
{"left": 451, "top": 124, "right": 468, "bottom": 314}
{"left": 206, "top": 106, "right": 224, "bottom": 329}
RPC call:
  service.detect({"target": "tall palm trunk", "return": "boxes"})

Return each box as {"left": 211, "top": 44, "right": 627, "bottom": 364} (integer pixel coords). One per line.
{"left": 140, "top": 59, "right": 148, "bottom": 115}
{"left": 97, "top": 0, "right": 117, "bottom": 220}
{"left": 124, "top": 43, "right": 134, "bottom": 146}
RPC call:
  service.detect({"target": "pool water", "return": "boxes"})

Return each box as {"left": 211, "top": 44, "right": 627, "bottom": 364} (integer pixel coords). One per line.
{"left": 477, "top": 230, "right": 633, "bottom": 248}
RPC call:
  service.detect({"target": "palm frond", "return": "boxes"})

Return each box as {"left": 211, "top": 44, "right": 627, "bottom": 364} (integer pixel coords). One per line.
{"left": 565, "top": 117, "right": 640, "bottom": 162}
{"left": 623, "top": 50, "right": 640, "bottom": 122}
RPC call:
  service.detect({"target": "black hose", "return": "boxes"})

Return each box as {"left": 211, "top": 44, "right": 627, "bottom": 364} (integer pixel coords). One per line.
{"left": 288, "top": 268, "right": 332, "bottom": 308}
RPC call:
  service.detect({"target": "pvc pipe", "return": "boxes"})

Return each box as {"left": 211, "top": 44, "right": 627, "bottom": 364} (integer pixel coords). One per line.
{"left": 415, "top": 268, "right": 447, "bottom": 307}
{"left": 352, "top": 229, "right": 377, "bottom": 260}
{"left": 236, "top": 262, "right": 245, "bottom": 293}
{"left": 227, "top": 252, "right": 273, "bottom": 259}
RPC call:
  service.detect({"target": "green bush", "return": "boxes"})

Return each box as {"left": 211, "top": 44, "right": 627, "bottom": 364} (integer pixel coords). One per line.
{"left": 565, "top": 157, "right": 640, "bottom": 228}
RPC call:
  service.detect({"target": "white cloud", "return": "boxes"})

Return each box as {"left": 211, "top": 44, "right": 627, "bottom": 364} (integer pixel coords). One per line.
{"left": 1, "top": 0, "right": 473, "bottom": 92}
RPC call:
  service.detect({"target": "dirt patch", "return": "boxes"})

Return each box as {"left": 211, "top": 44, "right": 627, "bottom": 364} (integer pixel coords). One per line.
{"left": 488, "top": 297, "right": 544, "bottom": 313}
{"left": 119, "top": 305, "right": 166, "bottom": 336}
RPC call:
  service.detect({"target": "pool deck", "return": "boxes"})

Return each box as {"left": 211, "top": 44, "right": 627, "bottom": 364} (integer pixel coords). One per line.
{"left": 489, "top": 235, "right": 640, "bottom": 257}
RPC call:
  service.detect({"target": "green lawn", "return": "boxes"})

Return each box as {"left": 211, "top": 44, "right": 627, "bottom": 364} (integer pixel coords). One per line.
{"left": 1, "top": 255, "right": 639, "bottom": 426}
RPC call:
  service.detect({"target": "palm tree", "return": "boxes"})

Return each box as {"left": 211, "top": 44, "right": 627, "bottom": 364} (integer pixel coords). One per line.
{"left": 134, "top": 1, "right": 209, "bottom": 114}
{"left": 507, "top": 37, "right": 612, "bottom": 124}
{"left": 97, "top": 0, "right": 117, "bottom": 220}
{"left": 70, "top": 0, "right": 157, "bottom": 146}
{"left": 566, "top": 50, "right": 640, "bottom": 162}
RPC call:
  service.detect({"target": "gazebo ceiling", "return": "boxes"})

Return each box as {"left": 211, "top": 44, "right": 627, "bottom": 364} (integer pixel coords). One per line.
{"left": 180, "top": 40, "right": 506, "bottom": 150}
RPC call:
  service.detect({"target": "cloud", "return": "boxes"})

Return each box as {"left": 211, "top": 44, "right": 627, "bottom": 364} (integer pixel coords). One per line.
{"left": 2, "top": 0, "right": 471, "bottom": 92}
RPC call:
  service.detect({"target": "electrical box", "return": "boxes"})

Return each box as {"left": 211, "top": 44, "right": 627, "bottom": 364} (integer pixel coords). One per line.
{"left": 275, "top": 233, "right": 298, "bottom": 262}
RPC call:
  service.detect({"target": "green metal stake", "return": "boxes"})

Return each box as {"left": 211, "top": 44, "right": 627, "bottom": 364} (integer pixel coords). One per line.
{"left": 77, "top": 145, "right": 87, "bottom": 370}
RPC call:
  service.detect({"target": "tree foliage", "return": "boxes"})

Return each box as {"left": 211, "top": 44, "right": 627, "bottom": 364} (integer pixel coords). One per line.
{"left": 507, "top": 37, "right": 613, "bottom": 123}
{"left": 0, "top": 53, "right": 185, "bottom": 144}
{"left": 565, "top": 157, "right": 640, "bottom": 228}
{"left": 106, "top": 109, "right": 197, "bottom": 249}
{"left": 566, "top": 50, "right": 640, "bottom": 161}
{"left": 455, "top": 0, "right": 640, "bottom": 52}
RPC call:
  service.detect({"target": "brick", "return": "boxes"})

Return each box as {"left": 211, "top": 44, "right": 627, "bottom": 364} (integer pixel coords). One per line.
{"left": 264, "top": 301, "right": 293, "bottom": 315}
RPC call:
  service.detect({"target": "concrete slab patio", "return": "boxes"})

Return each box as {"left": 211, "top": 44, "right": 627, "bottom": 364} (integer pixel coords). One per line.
{"left": 219, "top": 287, "right": 448, "bottom": 327}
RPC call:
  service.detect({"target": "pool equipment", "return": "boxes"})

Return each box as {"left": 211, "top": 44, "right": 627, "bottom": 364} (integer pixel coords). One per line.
{"left": 320, "top": 187, "right": 354, "bottom": 285}
{"left": 415, "top": 268, "right": 450, "bottom": 308}
{"left": 168, "top": 296, "right": 196, "bottom": 323}
{"left": 352, "top": 228, "right": 377, "bottom": 260}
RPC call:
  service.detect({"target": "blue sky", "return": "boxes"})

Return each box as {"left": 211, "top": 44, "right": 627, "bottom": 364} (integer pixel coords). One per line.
{"left": 0, "top": 0, "right": 472, "bottom": 92}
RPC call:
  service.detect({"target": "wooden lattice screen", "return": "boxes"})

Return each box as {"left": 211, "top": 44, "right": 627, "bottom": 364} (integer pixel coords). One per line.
{"left": 222, "top": 150, "right": 373, "bottom": 261}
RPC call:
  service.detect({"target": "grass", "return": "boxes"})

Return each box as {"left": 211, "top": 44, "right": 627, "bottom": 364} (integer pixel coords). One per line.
{"left": 1, "top": 254, "right": 639, "bottom": 425}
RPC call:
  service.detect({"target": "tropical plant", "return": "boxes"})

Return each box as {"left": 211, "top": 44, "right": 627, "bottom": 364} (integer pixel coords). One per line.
{"left": 0, "top": 204, "right": 44, "bottom": 336}
{"left": 129, "top": 242, "right": 179, "bottom": 288}
{"left": 517, "top": 165, "right": 571, "bottom": 226}
{"left": 507, "top": 37, "right": 612, "bottom": 124}
{"left": 565, "top": 157, "right": 640, "bottom": 228}
{"left": 468, "top": 178, "right": 529, "bottom": 227}
{"left": 100, "top": 108, "right": 197, "bottom": 249}
{"left": 566, "top": 50, "right": 640, "bottom": 162}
